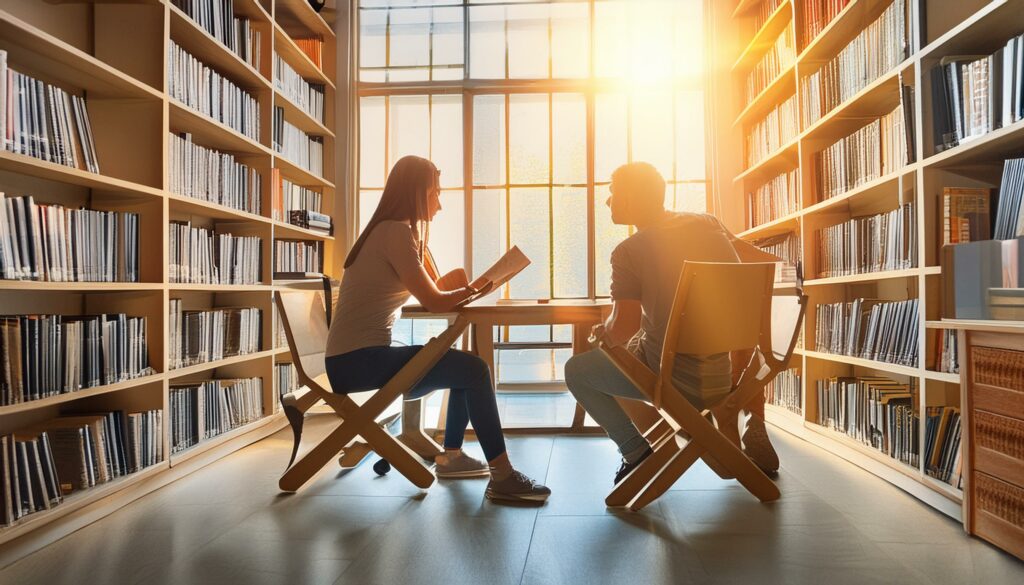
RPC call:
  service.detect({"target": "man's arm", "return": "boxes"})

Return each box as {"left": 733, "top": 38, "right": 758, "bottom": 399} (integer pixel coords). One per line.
{"left": 599, "top": 299, "right": 642, "bottom": 348}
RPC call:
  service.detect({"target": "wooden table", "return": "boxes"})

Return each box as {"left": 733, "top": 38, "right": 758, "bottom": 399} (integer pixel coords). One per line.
{"left": 400, "top": 299, "right": 611, "bottom": 437}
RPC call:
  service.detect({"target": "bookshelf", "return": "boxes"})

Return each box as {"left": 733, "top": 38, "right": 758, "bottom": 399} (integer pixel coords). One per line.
{"left": 713, "top": 0, "right": 1024, "bottom": 523}
{"left": 0, "top": 0, "right": 339, "bottom": 558}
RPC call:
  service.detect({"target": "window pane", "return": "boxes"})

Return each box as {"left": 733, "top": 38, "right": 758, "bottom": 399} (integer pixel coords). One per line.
{"left": 675, "top": 1, "right": 704, "bottom": 80}
{"left": 428, "top": 190, "right": 465, "bottom": 273}
{"left": 553, "top": 187, "right": 587, "bottom": 298}
{"left": 552, "top": 324, "right": 571, "bottom": 343}
{"left": 469, "top": 6, "right": 505, "bottom": 79}
{"left": 628, "top": 2, "right": 673, "bottom": 82}
{"left": 388, "top": 95, "right": 430, "bottom": 169}
{"left": 497, "top": 348, "right": 556, "bottom": 383}
{"left": 471, "top": 188, "right": 506, "bottom": 280}
{"left": 507, "top": 4, "right": 549, "bottom": 79}
{"left": 676, "top": 90, "right": 705, "bottom": 180}
{"left": 508, "top": 187, "right": 550, "bottom": 299}
{"left": 594, "top": 184, "right": 628, "bottom": 296}
{"left": 359, "top": 9, "right": 387, "bottom": 74}
{"left": 631, "top": 90, "right": 674, "bottom": 182}
{"left": 595, "top": 93, "right": 627, "bottom": 182}
{"left": 359, "top": 190, "right": 383, "bottom": 233}
{"left": 389, "top": 9, "right": 430, "bottom": 68}
{"left": 551, "top": 2, "right": 589, "bottom": 78}
{"left": 552, "top": 93, "right": 586, "bottom": 185}
{"left": 359, "top": 97, "right": 386, "bottom": 188}
{"left": 473, "top": 95, "right": 506, "bottom": 186}
{"left": 508, "top": 325, "right": 551, "bottom": 342}
{"left": 593, "top": 2, "right": 626, "bottom": 78}
{"left": 509, "top": 94, "right": 549, "bottom": 185}
{"left": 432, "top": 7, "right": 464, "bottom": 66}
{"left": 431, "top": 95, "right": 463, "bottom": 188}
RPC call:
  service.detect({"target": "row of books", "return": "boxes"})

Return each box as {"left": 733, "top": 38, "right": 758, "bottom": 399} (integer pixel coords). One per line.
{"left": 293, "top": 38, "right": 324, "bottom": 70}
{"left": 1, "top": 409, "right": 163, "bottom": 525}
{"left": 746, "top": 169, "right": 800, "bottom": 229}
{"left": 754, "top": 0, "right": 787, "bottom": 32}
{"left": 925, "top": 406, "right": 962, "bottom": 488}
{"left": 171, "top": 0, "right": 263, "bottom": 70}
{"left": 815, "top": 376, "right": 919, "bottom": 468}
{"left": 274, "top": 240, "right": 323, "bottom": 274}
{"left": 940, "top": 187, "right": 991, "bottom": 249}
{"left": 815, "top": 298, "right": 919, "bottom": 366}
{"left": 169, "top": 377, "right": 263, "bottom": 453}
{"left": 813, "top": 104, "right": 908, "bottom": 202}
{"left": 168, "top": 222, "right": 262, "bottom": 285}
{"left": 994, "top": 157, "right": 1024, "bottom": 239}
{"left": 814, "top": 202, "right": 917, "bottom": 278}
{"left": 799, "top": 0, "right": 908, "bottom": 129}
{"left": 931, "top": 34, "right": 1024, "bottom": 153}
{"left": 1, "top": 314, "right": 153, "bottom": 407}
{"left": 0, "top": 51, "right": 100, "bottom": 173}
{"left": 746, "top": 26, "right": 795, "bottom": 103}
{"left": 933, "top": 329, "right": 959, "bottom": 374}
{"left": 168, "top": 41, "right": 260, "bottom": 141}
{"left": 273, "top": 54, "right": 325, "bottom": 124}
{"left": 272, "top": 107, "right": 324, "bottom": 177}
{"left": 275, "top": 363, "right": 299, "bottom": 401}
{"left": 797, "top": 0, "right": 850, "bottom": 50}
{"left": 0, "top": 194, "right": 140, "bottom": 283}
{"left": 753, "top": 232, "right": 801, "bottom": 269}
{"left": 168, "top": 301, "right": 262, "bottom": 369}
{"left": 271, "top": 168, "right": 323, "bottom": 221}
{"left": 168, "top": 133, "right": 262, "bottom": 215}
{"left": 746, "top": 94, "right": 797, "bottom": 168}
{"left": 765, "top": 369, "right": 801, "bottom": 415}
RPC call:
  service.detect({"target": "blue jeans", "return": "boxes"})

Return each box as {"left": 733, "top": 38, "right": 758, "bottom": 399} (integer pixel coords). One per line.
{"left": 564, "top": 348, "right": 649, "bottom": 457}
{"left": 325, "top": 346, "right": 507, "bottom": 461}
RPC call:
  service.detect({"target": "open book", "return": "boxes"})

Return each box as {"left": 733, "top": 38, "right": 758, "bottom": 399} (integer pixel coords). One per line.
{"left": 459, "top": 246, "right": 530, "bottom": 307}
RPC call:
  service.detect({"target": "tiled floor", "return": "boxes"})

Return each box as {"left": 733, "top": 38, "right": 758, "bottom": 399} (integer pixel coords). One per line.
{"left": 2, "top": 417, "right": 1022, "bottom": 585}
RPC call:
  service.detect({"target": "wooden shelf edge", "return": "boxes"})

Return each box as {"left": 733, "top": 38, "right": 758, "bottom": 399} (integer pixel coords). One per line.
{"left": 739, "top": 211, "right": 801, "bottom": 239}
{"left": 273, "top": 89, "right": 334, "bottom": 138}
{"left": 167, "top": 191, "right": 271, "bottom": 225}
{"left": 801, "top": 350, "right": 920, "bottom": 377}
{"left": 272, "top": 219, "right": 334, "bottom": 241}
{"left": 168, "top": 3, "right": 271, "bottom": 91}
{"left": 0, "top": 373, "right": 164, "bottom": 416}
{"left": 168, "top": 284, "right": 272, "bottom": 292}
{"left": 734, "top": 138, "right": 800, "bottom": 183}
{"left": 273, "top": 155, "right": 335, "bottom": 189}
{"left": 804, "top": 268, "right": 921, "bottom": 286}
{"left": 0, "top": 281, "right": 163, "bottom": 292}
{"left": 731, "top": 1, "right": 793, "bottom": 73}
{"left": 272, "top": 24, "right": 335, "bottom": 90}
{"left": 922, "top": 118, "right": 1024, "bottom": 169}
{"left": 801, "top": 165, "right": 916, "bottom": 216}
{"left": 167, "top": 350, "right": 276, "bottom": 378}
{"left": 275, "top": 0, "right": 335, "bottom": 39}
{"left": 733, "top": 64, "right": 796, "bottom": 128}
{"left": 923, "top": 370, "right": 961, "bottom": 384}
{"left": 168, "top": 412, "right": 285, "bottom": 466}
{"left": 0, "top": 151, "right": 164, "bottom": 198}
{"left": 925, "top": 319, "right": 1024, "bottom": 334}
{"left": 168, "top": 100, "right": 273, "bottom": 157}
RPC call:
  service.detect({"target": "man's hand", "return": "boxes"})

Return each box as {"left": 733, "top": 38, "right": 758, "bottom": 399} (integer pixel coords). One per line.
{"left": 588, "top": 323, "right": 606, "bottom": 345}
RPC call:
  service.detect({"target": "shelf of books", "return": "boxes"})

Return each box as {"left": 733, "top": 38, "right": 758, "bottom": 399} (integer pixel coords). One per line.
{"left": 0, "top": 0, "right": 338, "bottom": 554}
{"left": 718, "top": 0, "right": 1024, "bottom": 522}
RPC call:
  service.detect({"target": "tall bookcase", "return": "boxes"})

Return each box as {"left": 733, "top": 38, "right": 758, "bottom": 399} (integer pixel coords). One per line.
{"left": 712, "top": 0, "right": 1024, "bottom": 522}
{"left": 0, "top": 0, "right": 338, "bottom": 559}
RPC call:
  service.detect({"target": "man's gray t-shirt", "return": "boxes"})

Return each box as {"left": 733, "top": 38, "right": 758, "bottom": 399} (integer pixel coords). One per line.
{"left": 610, "top": 212, "right": 739, "bottom": 408}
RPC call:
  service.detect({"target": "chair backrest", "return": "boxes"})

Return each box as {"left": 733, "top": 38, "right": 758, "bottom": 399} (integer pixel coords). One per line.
{"left": 275, "top": 290, "right": 330, "bottom": 389}
{"left": 666, "top": 262, "right": 775, "bottom": 357}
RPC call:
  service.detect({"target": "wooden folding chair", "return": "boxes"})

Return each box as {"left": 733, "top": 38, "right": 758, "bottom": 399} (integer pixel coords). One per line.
{"left": 274, "top": 289, "right": 469, "bottom": 492}
{"left": 600, "top": 261, "right": 807, "bottom": 511}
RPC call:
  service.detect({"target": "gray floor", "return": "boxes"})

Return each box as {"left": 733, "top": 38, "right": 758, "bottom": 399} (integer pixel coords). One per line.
{"left": 2, "top": 416, "right": 1023, "bottom": 585}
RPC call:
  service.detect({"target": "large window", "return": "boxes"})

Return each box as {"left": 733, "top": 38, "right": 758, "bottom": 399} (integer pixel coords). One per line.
{"left": 357, "top": 0, "right": 707, "bottom": 385}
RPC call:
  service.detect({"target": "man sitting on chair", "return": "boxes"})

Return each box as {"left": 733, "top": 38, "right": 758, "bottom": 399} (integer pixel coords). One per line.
{"left": 564, "top": 162, "right": 782, "bottom": 484}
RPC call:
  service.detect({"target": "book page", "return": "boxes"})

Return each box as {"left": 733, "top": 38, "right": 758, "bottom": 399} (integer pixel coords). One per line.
{"left": 461, "top": 246, "right": 530, "bottom": 306}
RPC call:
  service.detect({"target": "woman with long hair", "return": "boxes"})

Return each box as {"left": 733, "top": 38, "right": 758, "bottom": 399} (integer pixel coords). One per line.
{"left": 325, "top": 155, "right": 549, "bottom": 504}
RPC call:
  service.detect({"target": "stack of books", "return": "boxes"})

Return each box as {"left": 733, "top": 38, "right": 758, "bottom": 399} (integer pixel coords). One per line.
{"left": 746, "top": 26, "right": 796, "bottom": 103}
{"left": 272, "top": 107, "right": 323, "bottom": 176}
{"left": 274, "top": 240, "right": 323, "bottom": 275}
{"left": 271, "top": 169, "right": 323, "bottom": 221}
{"left": 288, "top": 210, "right": 332, "bottom": 235}
{"left": 815, "top": 375, "right": 918, "bottom": 467}
{"left": 765, "top": 369, "right": 801, "bottom": 414}
{"left": 168, "top": 133, "right": 262, "bottom": 215}
{"left": 0, "top": 51, "right": 100, "bottom": 173}
{"left": 0, "top": 194, "right": 140, "bottom": 282}
{"left": 746, "top": 94, "right": 798, "bottom": 168}
{"left": 933, "top": 329, "right": 960, "bottom": 374}
{"left": 746, "top": 169, "right": 800, "bottom": 229}
{"left": 168, "top": 221, "right": 262, "bottom": 285}
{"left": 924, "top": 406, "right": 963, "bottom": 488}
{"left": 931, "top": 34, "right": 1024, "bottom": 153}
{"left": 167, "top": 41, "right": 260, "bottom": 141}
{"left": 814, "top": 202, "right": 917, "bottom": 278}
{"left": 168, "top": 301, "right": 262, "bottom": 369}
{"left": 813, "top": 104, "right": 908, "bottom": 201}
{"left": 1, "top": 314, "right": 153, "bottom": 406}
{"left": 273, "top": 54, "right": 325, "bottom": 124}
{"left": 798, "top": 0, "right": 851, "bottom": 49}
{"left": 169, "top": 377, "right": 263, "bottom": 453}
{"left": 815, "top": 298, "right": 919, "bottom": 366}
{"left": 170, "top": 0, "right": 262, "bottom": 69}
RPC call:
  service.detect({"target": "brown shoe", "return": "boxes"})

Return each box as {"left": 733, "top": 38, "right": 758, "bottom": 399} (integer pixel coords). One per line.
{"left": 742, "top": 417, "right": 780, "bottom": 475}
{"left": 485, "top": 470, "right": 551, "bottom": 503}
{"left": 435, "top": 452, "right": 490, "bottom": 479}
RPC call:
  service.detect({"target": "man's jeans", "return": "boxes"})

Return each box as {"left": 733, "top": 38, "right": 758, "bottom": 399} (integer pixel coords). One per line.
{"left": 564, "top": 348, "right": 649, "bottom": 457}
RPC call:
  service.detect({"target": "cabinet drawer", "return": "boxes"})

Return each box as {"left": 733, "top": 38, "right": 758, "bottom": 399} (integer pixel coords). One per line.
{"left": 972, "top": 471, "right": 1024, "bottom": 561}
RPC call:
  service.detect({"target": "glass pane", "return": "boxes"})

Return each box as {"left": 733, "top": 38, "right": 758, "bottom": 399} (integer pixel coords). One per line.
{"left": 359, "top": 97, "right": 386, "bottom": 188}
{"left": 389, "top": 8, "right": 430, "bottom": 68}
{"left": 507, "top": 4, "right": 549, "bottom": 79}
{"left": 508, "top": 325, "right": 551, "bottom": 342}
{"left": 553, "top": 347, "right": 572, "bottom": 381}
{"left": 428, "top": 190, "right": 465, "bottom": 274}
{"left": 410, "top": 319, "right": 452, "bottom": 345}
{"left": 628, "top": 2, "right": 673, "bottom": 83}
{"left": 392, "top": 318, "right": 413, "bottom": 346}
{"left": 473, "top": 95, "right": 506, "bottom": 186}
{"left": 675, "top": 90, "right": 705, "bottom": 181}
{"left": 359, "top": 190, "right": 383, "bottom": 233}
{"left": 594, "top": 184, "right": 628, "bottom": 296}
{"left": 672, "top": 182, "right": 707, "bottom": 214}
{"left": 595, "top": 93, "right": 627, "bottom": 182}
{"left": 359, "top": 9, "right": 387, "bottom": 71}
{"left": 497, "top": 348, "right": 555, "bottom": 383}
{"left": 552, "top": 324, "right": 571, "bottom": 343}
{"left": 388, "top": 95, "right": 430, "bottom": 170}
{"left": 675, "top": 2, "right": 703, "bottom": 80}
{"left": 553, "top": 187, "right": 587, "bottom": 298}
{"left": 471, "top": 188, "right": 506, "bottom": 280}
{"left": 508, "top": 187, "right": 550, "bottom": 299}
{"left": 552, "top": 93, "right": 586, "bottom": 185}
{"left": 361, "top": 69, "right": 387, "bottom": 82}
{"left": 469, "top": 6, "right": 505, "bottom": 79}
{"left": 551, "top": 2, "right": 589, "bottom": 79}
{"left": 431, "top": 95, "right": 463, "bottom": 188}
{"left": 594, "top": 1, "right": 626, "bottom": 78}
{"left": 432, "top": 67, "right": 464, "bottom": 81}
{"left": 631, "top": 90, "right": 674, "bottom": 182}
{"left": 432, "top": 7, "right": 464, "bottom": 67}
{"left": 388, "top": 67, "right": 430, "bottom": 82}
{"left": 509, "top": 94, "right": 549, "bottom": 185}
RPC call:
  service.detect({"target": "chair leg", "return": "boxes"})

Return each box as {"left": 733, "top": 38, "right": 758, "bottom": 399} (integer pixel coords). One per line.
{"left": 628, "top": 440, "right": 703, "bottom": 511}
{"left": 398, "top": 397, "right": 444, "bottom": 459}
{"left": 338, "top": 440, "right": 372, "bottom": 468}
{"left": 281, "top": 394, "right": 305, "bottom": 470}
{"left": 605, "top": 432, "right": 678, "bottom": 508}
{"left": 360, "top": 423, "right": 436, "bottom": 489}
{"left": 279, "top": 417, "right": 370, "bottom": 492}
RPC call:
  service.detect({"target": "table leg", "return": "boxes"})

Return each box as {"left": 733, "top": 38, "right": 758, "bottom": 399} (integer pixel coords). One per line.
{"left": 570, "top": 322, "right": 595, "bottom": 432}
{"left": 398, "top": 397, "right": 444, "bottom": 459}
{"left": 473, "top": 322, "right": 497, "bottom": 387}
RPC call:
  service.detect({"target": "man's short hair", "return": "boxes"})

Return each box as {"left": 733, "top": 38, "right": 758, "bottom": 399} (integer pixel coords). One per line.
{"left": 611, "top": 162, "right": 666, "bottom": 214}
